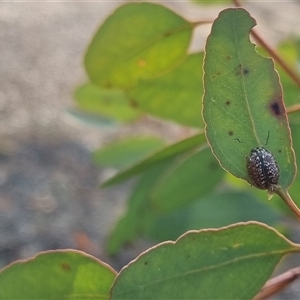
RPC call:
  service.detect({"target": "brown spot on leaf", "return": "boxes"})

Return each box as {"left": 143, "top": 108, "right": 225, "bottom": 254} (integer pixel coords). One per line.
{"left": 61, "top": 262, "right": 71, "bottom": 271}
{"left": 235, "top": 64, "right": 249, "bottom": 76}
{"left": 226, "top": 55, "right": 231, "bottom": 60}
{"left": 278, "top": 149, "right": 282, "bottom": 153}
{"left": 225, "top": 100, "right": 231, "bottom": 106}
{"left": 163, "top": 30, "right": 172, "bottom": 38}
{"left": 228, "top": 130, "right": 234, "bottom": 136}
{"left": 104, "top": 82, "right": 112, "bottom": 89}
{"left": 269, "top": 100, "right": 283, "bottom": 117}
{"left": 129, "top": 99, "right": 138, "bottom": 108}
{"left": 138, "top": 59, "right": 146, "bottom": 67}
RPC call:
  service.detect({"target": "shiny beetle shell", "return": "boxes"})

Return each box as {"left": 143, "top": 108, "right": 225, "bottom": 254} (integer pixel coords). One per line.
{"left": 246, "top": 147, "right": 280, "bottom": 192}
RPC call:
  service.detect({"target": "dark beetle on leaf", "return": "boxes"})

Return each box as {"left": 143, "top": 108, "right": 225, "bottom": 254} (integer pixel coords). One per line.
{"left": 246, "top": 147, "right": 280, "bottom": 192}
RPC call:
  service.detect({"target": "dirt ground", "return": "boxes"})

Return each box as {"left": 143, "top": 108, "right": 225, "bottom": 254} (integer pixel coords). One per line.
{"left": 1, "top": 1, "right": 300, "bottom": 298}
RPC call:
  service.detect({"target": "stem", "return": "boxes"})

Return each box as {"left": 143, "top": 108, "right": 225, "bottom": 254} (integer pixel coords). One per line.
{"left": 233, "top": 0, "right": 300, "bottom": 88}
{"left": 275, "top": 187, "right": 300, "bottom": 221}
{"left": 254, "top": 266, "right": 300, "bottom": 300}
{"left": 287, "top": 103, "right": 300, "bottom": 115}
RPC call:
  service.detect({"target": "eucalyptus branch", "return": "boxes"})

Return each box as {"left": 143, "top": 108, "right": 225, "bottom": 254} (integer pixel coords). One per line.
{"left": 254, "top": 266, "right": 300, "bottom": 300}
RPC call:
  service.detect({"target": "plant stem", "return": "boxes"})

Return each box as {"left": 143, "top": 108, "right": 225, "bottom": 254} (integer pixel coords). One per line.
{"left": 232, "top": 0, "right": 300, "bottom": 88}
{"left": 275, "top": 187, "right": 300, "bottom": 221}
{"left": 287, "top": 103, "right": 300, "bottom": 115}
{"left": 254, "top": 267, "right": 300, "bottom": 300}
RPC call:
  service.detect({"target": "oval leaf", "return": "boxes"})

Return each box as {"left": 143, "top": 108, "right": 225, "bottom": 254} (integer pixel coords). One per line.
{"left": 0, "top": 250, "right": 116, "bottom": 299}
{"left": 202, "top": 8, "right": 296, "bottom": 190}
{"left": 111, "top": 222, "right": 299, "bottom": 299}
{"left": 85, "top": 3, "right": 193, "bottom": 88}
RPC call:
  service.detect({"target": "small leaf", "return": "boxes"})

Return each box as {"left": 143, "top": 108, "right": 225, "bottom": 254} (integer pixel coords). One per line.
{"left": 93, "top": 136, "right": 165, "bottom": 169}
{"left": 111, "top": 222, "right": 299, "bottom": 300}
{"left": 129, "top": 53, "right": 204, "bottom": 128}
{"left": 0, "top": 250, "right": 116, "bottom": 300}
{"left": 74, "top": 83, "right": 140, "bottom": 122}
{"left": 151, "top": 147, "right": 224, "bottom": 212}
{"left": 102, "top": 132, "right": 206, "bottom": 187}
{"left": 85, "top": 3, "right": 193, "bottom": 88}
{"left": 203, "top": 8, "right": 296, "bottom": 190}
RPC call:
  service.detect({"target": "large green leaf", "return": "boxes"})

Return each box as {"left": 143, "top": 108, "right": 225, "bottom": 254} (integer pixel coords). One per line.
{"left": 0, "top": 250, "right": 116, "bottom": 299}
{"left": 129, "top": 53, "right": 204, "bottom": 128}
{"left": 85, "top": 3, "right": 193, "bottom": 89}
{"left": 203, "top": 8, "right": 296, "bottom": 189}
{"left": 74, "top": 83, "right": 140, "bottom": 122}
{"left": 150, "top": 147, "right": 224, "bottom": 212}
{"left": 93, "top": 136, "right": 165, "bottom": 169}
{"left": 102, "top": 132, "right": 206, "bottom": 187}
{"left": 111, "top": 222, "right": 299, "bottom": 299}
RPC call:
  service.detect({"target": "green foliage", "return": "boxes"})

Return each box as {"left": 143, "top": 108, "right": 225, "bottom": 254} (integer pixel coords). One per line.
{"left": 111, "top": 223, "right": 299, "bottom": 300}
{"left": 74, "top": 83, "right": 140, "bottom": 123}
{"left": 85, "top": 2, "right": 193, "bottom": 88}
{"left": 0, "top": 250, "right": 116, "bottom": 299}
{"left": 2, "top": 2, "right": 300, "bottom": 299}
{"left": 203, "top": 8, "right": 296, "bottom": 188}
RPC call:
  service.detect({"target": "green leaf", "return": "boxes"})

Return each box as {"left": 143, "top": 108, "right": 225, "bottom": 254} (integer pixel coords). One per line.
{"left": 74, "top": 83, "right": 140, "bottom": 122}
{"left": 85, "top": 3, "right": 193, "bottom": 89}
{"left": 147, "top": 191, "right": 281, "bottom": 242}
{"left": 93, "top": 136, "right": 165, "bottom": 169}
{"left": 102, "top": 132, "right": 206, "bottom": 187}
{"left": 202, "top": 8, "right": 296, "bottom": 189}
{"left": 66, "top": 108, "right": 118, "bottom": 129}
{"left": 129, "top": 53, "right": 204, "bottom": 128}
{"left": 0, "top": 250, "right": 116, "bottom": 300}
{"left": 107, "top": 162, "right": 173, "bottom": 255}
{"left": 111, "top": 222, "right": 299, "bottom": 299}
{"left": 150, "top": 147, "right": 224, "bottom": 212}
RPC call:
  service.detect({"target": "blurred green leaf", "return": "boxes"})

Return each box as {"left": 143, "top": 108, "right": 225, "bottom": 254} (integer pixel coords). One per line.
{"left": 93, "top": 136, "right": 165, "bottom": 169}
{"left": 102, "top": 132, "right": 206, "bottom": 187}
{"left": 66, "top": 108, "right": 118, "bottom": 129}
{"left": 107, "top": 162, "right": 173, "bottom": 255}
{"left": 74, "top": 83, "right": 140, "bottom": 122}
{"left": 129, "top": 53, "right": 204, "bottom": 128}
{"left": 111, "top": 222, "right": 298, "bottom": 299}
{"left": 0, "top": 250, "right": 116, "bottom": 300}
{"left": 203, "top": 8, "right": 296, "bottom": 189}
{"left": 85, "top": 3, "right": 193, "bottom": 88}
{"left": 151, "top": 147, "right": 224, "bottom": 212}
{"left": 147, "top": 191, "right": 281, "bottom": 242}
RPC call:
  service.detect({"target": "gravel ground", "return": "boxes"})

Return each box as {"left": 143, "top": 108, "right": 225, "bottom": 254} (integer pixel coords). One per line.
{"left": 1, "top": 1, "right": 300, "bottom": 297}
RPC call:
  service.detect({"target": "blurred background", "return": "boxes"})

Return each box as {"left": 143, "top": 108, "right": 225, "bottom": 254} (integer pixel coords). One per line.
{"left": 1, "top": 2, "right": 300, "bottom": 296}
